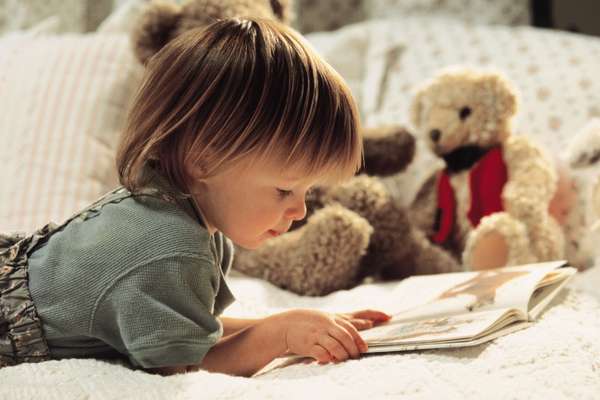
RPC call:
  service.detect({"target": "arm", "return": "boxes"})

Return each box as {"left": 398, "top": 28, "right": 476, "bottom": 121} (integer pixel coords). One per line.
{"left": 502, "top": 136, "right": 557, "bottom": 219}
{"left": 220, "top": 316, "right": 260, "bottom": 337}
{"left": 152, "top": 316, "right": 280, "bottom": 377}
{"left": 196, "top": 314, "right": 286, "bottom": 377}
{"left": 154, "top": 309, "right": 390, "bottom": 377}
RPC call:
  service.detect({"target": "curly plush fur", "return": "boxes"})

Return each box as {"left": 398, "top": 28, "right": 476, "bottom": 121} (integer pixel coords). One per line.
{"left": 410, "top": 68, "right": 565, "bottom": 269}
{"left": 131, "top": 0, "right": 293, "bottom": 65}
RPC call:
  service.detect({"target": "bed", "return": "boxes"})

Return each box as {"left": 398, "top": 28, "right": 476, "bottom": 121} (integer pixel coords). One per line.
{"left": 1, "top": 1, "right": 599, "bottom": 399}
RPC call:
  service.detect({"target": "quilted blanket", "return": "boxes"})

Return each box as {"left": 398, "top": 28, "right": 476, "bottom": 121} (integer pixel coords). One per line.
{"left": 0, "top": 268, "right": 599, "bottom": 400}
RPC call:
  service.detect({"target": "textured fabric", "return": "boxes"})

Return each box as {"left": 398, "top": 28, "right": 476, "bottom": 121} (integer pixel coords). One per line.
{"left": 0, "top": 32, "right": 143, "bottom": 234}
{"left": 432, "top": 172, "right": 454, "bottom": 244}
{"left": 0, "top": 231, "right": 51, "bottom": 367}
{"left": 467, "top": 147, "right": 507, "bottom": 227}
{"left": 0, "top": 269, "right": 598, "bottom": 399}
{"left": 25, "top": 175, "right": 234, "bottom": 369}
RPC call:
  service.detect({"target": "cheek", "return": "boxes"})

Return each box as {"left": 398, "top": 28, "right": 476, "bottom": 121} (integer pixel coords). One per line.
{"left": 238, "top": 196, "right": 283, "bottom": 229}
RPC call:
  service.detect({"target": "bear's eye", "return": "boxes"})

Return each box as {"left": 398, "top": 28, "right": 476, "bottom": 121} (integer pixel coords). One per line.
{"left": 459, "top": 106, "right": 472, "bottom": 121}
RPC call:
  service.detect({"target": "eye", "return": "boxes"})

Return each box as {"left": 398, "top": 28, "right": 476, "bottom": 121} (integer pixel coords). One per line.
{"left": 459, "top": 106, "right": 472, "bottom": 121}
{"left": 276, "top": 188, "right": 293, "bottom": 199}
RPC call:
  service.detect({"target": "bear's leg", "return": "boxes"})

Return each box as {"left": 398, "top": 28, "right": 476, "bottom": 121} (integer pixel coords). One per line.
{"left": 463, "top": 212, "right": 534, "bottom": 269}
{"left": 233, "top": 204, "right": 373, "bottom": 296}
{"left": 526, "top": 215, "right": 565, "bottom": 262}
{"left": 323, "top": 175, "right": 461, "bottom": 279}
{"left": 377, "top": 213, "right": 463, "bottom": 280}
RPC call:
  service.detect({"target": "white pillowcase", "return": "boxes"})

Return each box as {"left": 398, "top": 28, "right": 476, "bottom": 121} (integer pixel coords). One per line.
{"left": 0, "top": 32, "right": 143, "bottom": 233}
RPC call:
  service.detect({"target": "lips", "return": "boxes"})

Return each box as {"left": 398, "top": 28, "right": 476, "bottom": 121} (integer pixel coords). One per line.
{"left": 267, "top": 228, "right": 288, "bottom": 237}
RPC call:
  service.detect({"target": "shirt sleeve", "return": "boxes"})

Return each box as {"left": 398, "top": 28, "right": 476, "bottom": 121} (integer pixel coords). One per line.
{"left": 89, "top": 253, "right": 223, "bottom": 369}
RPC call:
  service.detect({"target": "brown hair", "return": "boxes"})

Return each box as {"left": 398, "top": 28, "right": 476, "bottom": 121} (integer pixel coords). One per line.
{"left": 117, "top": 18, "right": 362, "bottom": 194}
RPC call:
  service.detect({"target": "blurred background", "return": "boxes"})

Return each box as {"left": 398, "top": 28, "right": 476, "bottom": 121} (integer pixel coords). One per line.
{"left": 1, "top": 0, "right": 599, "bottom": 36}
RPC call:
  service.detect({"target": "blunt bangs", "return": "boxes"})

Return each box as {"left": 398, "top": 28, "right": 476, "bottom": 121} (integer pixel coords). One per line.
{"left": 117, "top": 18, "right": 362, "bottom": 194}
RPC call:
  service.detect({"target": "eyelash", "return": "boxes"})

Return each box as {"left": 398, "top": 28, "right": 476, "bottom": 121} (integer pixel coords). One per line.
{"left": 276, "top": 187, "right": 314, "bottom": 200}
{"left": 277, "top": 189, "right": 293, "bottom": 199}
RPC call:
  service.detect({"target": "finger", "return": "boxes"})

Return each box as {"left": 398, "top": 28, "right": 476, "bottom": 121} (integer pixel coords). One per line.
{"left": 319, "top": 335, "right": 350, "bottom": 362}
{"left": 329, "top": 324, "right": 360, "bottom": 359}
{"left": 336, "top": 318, "right": 368, "bottom": 353}
{"left": 310, "top": 344, "right": 333, "bottom": 364}
{"left": 351, "top": 309, "right": 392, "bottom": 322}
{"left": 348, "top": 318, "right": 374, "bottom": 331}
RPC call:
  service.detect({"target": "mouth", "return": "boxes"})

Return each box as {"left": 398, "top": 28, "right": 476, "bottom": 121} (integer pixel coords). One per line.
{"left": 267, "top": 229, "right": 283, "bottom": 237}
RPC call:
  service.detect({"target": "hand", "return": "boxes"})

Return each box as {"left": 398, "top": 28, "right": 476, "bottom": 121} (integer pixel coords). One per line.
{"left": 337, "top": 309, "right": 392, "bottom": 330}
{"left": 273, "top": 309, "right": 389, "bottom": 364}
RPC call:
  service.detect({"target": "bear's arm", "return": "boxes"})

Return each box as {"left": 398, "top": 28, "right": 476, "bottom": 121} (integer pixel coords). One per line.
{"left": 502, "top": 135, "right": 557, "bottom": 220}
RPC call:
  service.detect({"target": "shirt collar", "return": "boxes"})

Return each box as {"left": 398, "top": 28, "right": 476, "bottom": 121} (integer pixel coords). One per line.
{"left": 139, "top": 162, "right": 207, "bottom": 229}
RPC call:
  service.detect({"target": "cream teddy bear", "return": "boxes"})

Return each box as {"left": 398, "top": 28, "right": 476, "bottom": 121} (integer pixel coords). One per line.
{"left": 410, "top": 68, "right": 565, "bottom": 270}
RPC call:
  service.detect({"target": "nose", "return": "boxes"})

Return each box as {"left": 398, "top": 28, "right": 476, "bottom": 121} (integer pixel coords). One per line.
{"left": 430, "top": 129, "right": 441, "bottom": 142}
{"left": 285, "top": 199, "right": 307, "bottom": 221}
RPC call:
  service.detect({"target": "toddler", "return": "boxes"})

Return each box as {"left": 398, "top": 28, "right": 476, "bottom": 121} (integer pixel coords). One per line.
{"left": 0, "top": 18, "right": 390, "bottom": 377}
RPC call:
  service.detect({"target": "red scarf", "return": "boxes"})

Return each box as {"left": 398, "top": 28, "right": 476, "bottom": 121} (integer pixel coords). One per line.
{"left": 432, "top": 147, "right": 507, "bottom": 244}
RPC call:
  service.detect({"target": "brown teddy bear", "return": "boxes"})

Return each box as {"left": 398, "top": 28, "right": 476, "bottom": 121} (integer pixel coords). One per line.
{"left": 409, "top": 68, "right": 565, "bottom": 270}
{"left": 131, "top": 0, "right": 293, "bottom": 65}
{"left": 233, "top": 126, "right": 462, "bottom": 296}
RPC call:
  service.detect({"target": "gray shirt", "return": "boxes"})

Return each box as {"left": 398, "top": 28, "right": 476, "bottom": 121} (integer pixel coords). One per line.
{"left": 27, "top": 169, "right": 235, "bottom": 369}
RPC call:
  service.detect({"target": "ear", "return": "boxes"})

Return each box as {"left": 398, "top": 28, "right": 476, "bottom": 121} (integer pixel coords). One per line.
{"left": 270, "top": 0, "right": 293, "bottom": 24}
{"left": 489, "top": 74, "right": 517, "bottom": 119}
{"left": 131, "top": 1, "right": 183, "bottom": 65}
{"left": 410, "top": 88, "right": 425, "bottom": 130}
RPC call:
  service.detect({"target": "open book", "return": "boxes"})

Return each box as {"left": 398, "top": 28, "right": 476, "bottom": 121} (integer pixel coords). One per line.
{"left": 361, "top": 260, "right": 576, "bottom": 352}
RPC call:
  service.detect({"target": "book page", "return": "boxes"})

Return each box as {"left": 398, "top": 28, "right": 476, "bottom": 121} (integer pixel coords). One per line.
{"left": 528, "top": 267, "right": 576, "bottom": 319}
{"left": 384, "top": 261, "right": 567, "bottom": 323}
{"left": 361, "top": 308, "right": 519, "bottom": 347}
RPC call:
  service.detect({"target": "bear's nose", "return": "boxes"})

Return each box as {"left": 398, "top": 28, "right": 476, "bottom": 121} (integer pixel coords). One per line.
{"left": 430, "top": 129, "right": 441, "bottom": 142}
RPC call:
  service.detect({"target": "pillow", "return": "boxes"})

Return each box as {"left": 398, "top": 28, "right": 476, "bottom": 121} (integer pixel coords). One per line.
{"left": 306, "top": 24, "right": 373, "bottom": 109}
{"left": 294, "top": 0, "right": 530, "bottom": 34}
{"left": 365, "top": 0, "right": 531, "bottom": 26}
{"left": 0, "top": 0, "right": 114, "bottom": 34}
{"left": 96, "top": 0, "right": 149, "bottom": 34}
{"left": 0, "top": 32, "right": 143, "bottom": 234}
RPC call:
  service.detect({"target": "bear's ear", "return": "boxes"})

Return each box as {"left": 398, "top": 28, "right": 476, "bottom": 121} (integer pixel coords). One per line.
{"left": 270, "top": 0, "right": 294, "bottom": 24}
{"left": 489, "top": 74, "right": 517, "bottom": 119}
{"left": 410, "top": 88, "right": 425, "bottom": 130}
{"left": 131, "top": 1, "right": 183, "bottom": 65}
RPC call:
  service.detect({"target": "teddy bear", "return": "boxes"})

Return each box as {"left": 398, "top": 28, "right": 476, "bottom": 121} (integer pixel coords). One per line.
{"left": 409, "top": 67, "right": 565, "bottom": 270}
{"left": 131, "top": 0, "right": 293, "bottom": 65}
{"left": 564, "top": 118, "right": 600, "bottom": 268}
{"left": 232, "top": 125, "right": 462, "bottom": 296}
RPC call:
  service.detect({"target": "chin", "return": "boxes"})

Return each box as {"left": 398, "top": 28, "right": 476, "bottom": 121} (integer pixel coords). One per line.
{"left": 232, "top": 237, "right": 266, "bottom": 250}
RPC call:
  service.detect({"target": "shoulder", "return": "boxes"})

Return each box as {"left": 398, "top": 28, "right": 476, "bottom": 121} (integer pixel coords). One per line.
{"left": 97, "top": 194, "right": 213, "bottom": 259}
{"left": 503, "top": 135, "right": 544, "bottom": 161}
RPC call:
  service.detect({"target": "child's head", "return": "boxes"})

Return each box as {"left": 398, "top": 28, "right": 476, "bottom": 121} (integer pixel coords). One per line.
{"left": 117, "top": 18, "right": 362, "bottom": 248}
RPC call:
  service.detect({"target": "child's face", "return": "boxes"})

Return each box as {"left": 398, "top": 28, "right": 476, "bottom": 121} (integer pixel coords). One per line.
{"left": 189, "top": 156, "right": 318, "bottom": 249}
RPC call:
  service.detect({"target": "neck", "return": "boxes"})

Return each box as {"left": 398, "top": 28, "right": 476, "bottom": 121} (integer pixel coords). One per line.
{"left": 190, "top": 195, "right": 217, "bottom": 235}
{"left": 442, "top": 145, "right": 491, "bottom": 173}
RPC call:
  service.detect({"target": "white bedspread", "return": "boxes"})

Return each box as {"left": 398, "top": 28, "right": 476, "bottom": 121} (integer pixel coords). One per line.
{"left": 1, "top": 268, "right": 599, "bottom": 400}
